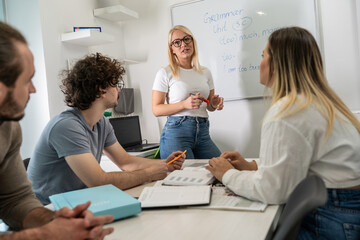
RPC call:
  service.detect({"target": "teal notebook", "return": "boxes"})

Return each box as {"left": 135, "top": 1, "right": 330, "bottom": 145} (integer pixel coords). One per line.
{"left": 49, "top": 184, "right": 141, "bottom": 220}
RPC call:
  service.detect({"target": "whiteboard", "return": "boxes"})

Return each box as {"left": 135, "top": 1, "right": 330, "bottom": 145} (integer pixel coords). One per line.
{"left": 171, "top": 0, "right": 319, "bottom": 100}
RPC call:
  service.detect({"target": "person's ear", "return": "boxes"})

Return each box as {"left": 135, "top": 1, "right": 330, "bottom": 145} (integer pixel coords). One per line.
{"left": 99, "top": 88, "right": 107, "bottom": 98}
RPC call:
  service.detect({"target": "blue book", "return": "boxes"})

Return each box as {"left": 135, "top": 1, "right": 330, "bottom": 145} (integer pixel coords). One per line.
{"left": 49, "top": 184, "right": 141, "bottom": 220}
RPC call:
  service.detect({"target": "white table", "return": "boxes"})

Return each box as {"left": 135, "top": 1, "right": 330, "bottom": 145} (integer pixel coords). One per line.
{"left": 103, "top": 159, "right": 281, "bottom": 240}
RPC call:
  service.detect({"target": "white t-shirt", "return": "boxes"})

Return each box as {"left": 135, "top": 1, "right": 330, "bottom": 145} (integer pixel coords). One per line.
{"left": 152, "top": 66, "right": 214, "bottom": 118}
{"left": 222, "top": 99, "right": 360, "bottom": 204}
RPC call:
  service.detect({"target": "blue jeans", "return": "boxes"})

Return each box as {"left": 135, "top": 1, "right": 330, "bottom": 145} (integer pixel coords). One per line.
{"left": 297, "top": 189, "right": 360, "bottom": 240}
{"left": 160, "top": 116, "right": 221, "bottom": 159}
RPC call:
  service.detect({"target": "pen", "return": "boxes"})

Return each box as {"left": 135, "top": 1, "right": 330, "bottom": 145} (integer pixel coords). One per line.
{"left": 167, "top": 150, "right": 187, "bottom": 165}
{"left": 189, "top": 93, "right": 210, "bottom": 103}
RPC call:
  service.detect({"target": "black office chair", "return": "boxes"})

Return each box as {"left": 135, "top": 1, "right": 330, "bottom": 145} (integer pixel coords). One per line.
{"left": 272, "top": 175, "right": 328, "bottom": 240}
{"left": 23, "top": 158, "right": 30, "bottom": 170}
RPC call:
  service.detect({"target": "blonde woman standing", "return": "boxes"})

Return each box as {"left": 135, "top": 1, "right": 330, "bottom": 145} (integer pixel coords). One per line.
{"left": 206, "top": 27, "right": 360, "bottom": 239}
{"left": 152, "top": 25, "right": 224, "bottom": 159}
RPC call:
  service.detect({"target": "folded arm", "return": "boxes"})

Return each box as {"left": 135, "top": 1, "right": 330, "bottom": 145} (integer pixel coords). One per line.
{"left": 208, "top": 121, "right": 313, "bottom": 204}
{"left": 152, "top": 90, "right": 204, "bottom": 117}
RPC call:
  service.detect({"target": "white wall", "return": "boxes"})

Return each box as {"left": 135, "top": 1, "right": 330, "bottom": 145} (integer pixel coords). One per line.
{"left": 37, "top": 0, "right": 127, "bottom": 117}
{"left": 119, "top": 0, "right": 360, "bottom": 157}
{"left": 114, "top": 0, "right": 267, "bottom": 157}
{"left": 0, "top": 2, "right": 5, "bottom": 20}
{"left": 6, "top": 0, "right": 50, "bottom": 158}
{"left": 320, "top": 0, "right": 360, "bottom": 110}
{"left": 19, "top": 0, "right": 359, "bottom": 158}
{"left": 357, "top": 0, "right": 360, "bottom": 60}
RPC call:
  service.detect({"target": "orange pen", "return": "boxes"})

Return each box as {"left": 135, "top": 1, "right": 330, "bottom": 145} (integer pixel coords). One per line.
{"left": 167, "top": 150, "right": 187, "bottom": 165}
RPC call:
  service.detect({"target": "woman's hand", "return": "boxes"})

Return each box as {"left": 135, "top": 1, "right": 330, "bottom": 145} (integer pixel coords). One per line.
{"left": 210, "top": 95, "right": 224, "bottom": 110}
{"left": 221, "top": 152, "right": 258, "bottom": 171}
{"left": 220, "top": 151, "right": 244, "bottom": 161}
{"left": 183, "top": 92, "right": 205, "bottom": 109}
{"left": 206, "top": 157, "right": 234, "bottom": 182}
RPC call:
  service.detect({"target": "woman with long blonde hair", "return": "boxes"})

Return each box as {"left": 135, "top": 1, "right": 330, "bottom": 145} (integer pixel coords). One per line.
{"left": 206, "top": 27, "right": 360, "bottom": 239}
{"left": 152, "top": 25, "right": 224, "bottom": 159}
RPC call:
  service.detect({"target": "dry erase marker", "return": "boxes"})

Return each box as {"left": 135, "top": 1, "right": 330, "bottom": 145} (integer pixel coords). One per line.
{"left": 167, "top": 150, "right": 187, "bottom": 165}
{"left": 189, "top": 93, "right": 210, "bottom": 103}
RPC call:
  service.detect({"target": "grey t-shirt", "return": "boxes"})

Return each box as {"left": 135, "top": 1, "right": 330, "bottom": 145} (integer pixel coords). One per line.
{"left": 28, "top": 108, "right": 117, "bottom": 205}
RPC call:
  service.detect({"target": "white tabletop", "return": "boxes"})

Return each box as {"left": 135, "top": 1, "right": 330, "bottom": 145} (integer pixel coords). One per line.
{"left": 106, "top": 205, "right": 279, "bottom": 240}
{"left": 104, "top": 159, "right": 281, "bottom": 240}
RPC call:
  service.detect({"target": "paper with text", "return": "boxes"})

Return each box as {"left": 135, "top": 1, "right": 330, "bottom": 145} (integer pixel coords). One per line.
{"left": 163, "top": 170, "right": 214, "bottom": 186}
{"left": 139, "top": 185, "right": 211, "bottom": 208}
{"left": 195, "top": 186, "right": 267, "bottom": 211}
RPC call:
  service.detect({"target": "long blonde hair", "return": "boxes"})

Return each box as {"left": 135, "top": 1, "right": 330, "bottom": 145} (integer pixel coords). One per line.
{"left": 267, "top": 27, "right": 360, "bottom": 136}
{"left": 167, "top": 25, "right": 202, "bottom": 77}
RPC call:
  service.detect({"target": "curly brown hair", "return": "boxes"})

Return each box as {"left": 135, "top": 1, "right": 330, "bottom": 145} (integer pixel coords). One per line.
{"left": 61, "top": 53, "right": 125, "bottom": 110}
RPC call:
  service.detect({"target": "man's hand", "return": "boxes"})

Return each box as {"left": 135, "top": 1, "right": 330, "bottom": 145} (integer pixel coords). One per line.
{"left": 145, "top": 163, "right": 168, "bottom": 181}
{"left": 165, "top": 151, "right": 185, "bottom": 171}
{"left": 41, "top": 201, "right": 114, "bottom": 240}
{"left": 54, "top": 201, "right": 91, "bottom": 219}
{"left": 39, "top": 215, "right": 114, "bottom": 240}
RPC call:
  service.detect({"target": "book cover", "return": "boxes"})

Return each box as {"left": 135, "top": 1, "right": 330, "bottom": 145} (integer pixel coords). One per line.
{"left": 49, "top": 184, "right": 141, "bottom": 220}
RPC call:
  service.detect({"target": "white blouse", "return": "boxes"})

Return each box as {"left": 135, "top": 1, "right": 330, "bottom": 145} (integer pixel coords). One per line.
{"left": 222, "top": 100, "right": 360, "bottom": 204}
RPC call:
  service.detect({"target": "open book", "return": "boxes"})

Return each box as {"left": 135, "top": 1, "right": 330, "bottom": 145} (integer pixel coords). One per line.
{"left": 139, "top": 185, "right": 211, "bottom": 208}
{"left": 194, "top": 186, "right": 267, "bottom": 212}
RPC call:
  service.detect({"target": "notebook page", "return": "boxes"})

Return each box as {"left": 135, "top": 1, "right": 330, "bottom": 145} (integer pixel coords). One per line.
{"left": 139, "top": 185, "right": 211, "bottom": 208}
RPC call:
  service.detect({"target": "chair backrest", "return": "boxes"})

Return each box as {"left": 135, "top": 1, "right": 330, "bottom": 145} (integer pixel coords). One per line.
{"left": 272, "top": 175, "right": 328, "bottom": 240}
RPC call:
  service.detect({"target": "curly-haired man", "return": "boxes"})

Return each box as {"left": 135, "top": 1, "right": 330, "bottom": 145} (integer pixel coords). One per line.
{"left": 28, "top": 53, "right": 184, "bottom": 205}
{"left": 0, "top": 21, "right": 113, "bottom": 239}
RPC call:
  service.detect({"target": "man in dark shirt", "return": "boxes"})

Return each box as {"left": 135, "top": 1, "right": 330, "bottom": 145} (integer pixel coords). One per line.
{"left": 0, "top": 21, "right": 113, "bottom": 239}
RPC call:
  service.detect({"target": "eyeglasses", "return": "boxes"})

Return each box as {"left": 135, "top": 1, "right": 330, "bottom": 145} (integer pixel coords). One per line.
{"left": 170, "top": 35, "right": 193, "bottom": 48}
{"left": 116, "top": 80, "right": 125, "bottom": 90}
